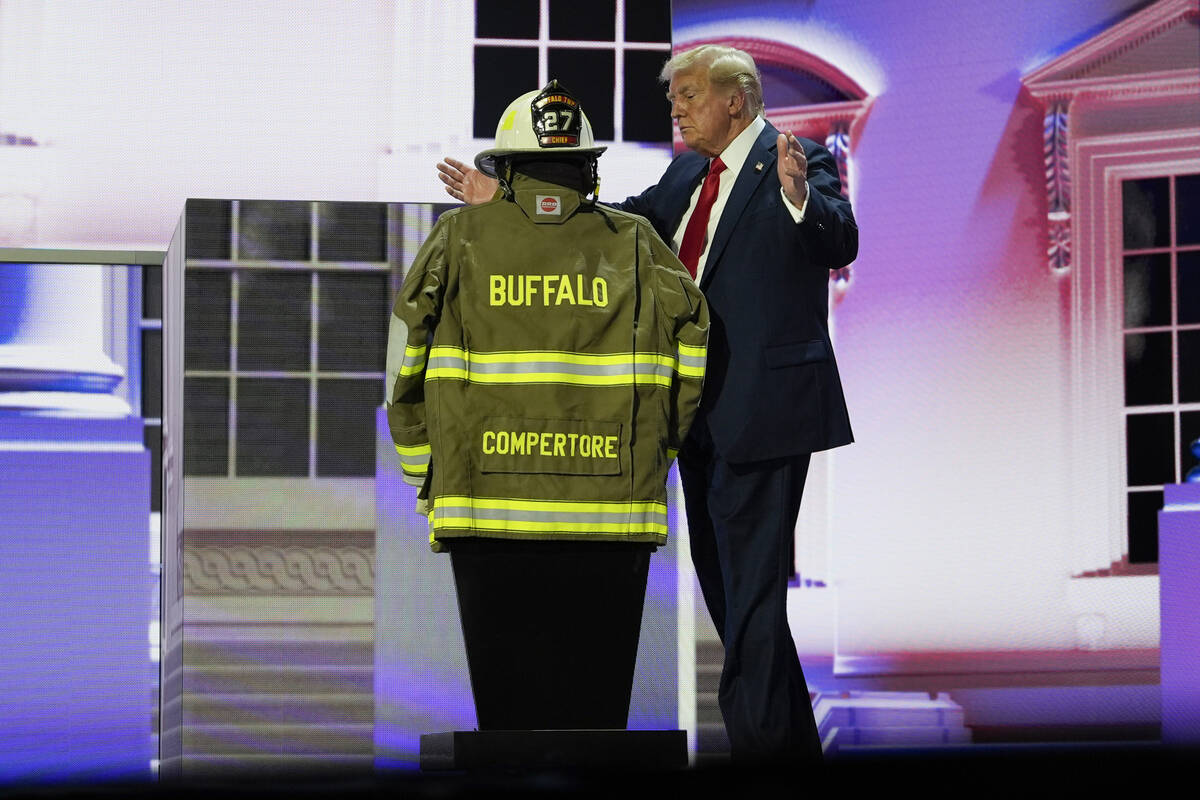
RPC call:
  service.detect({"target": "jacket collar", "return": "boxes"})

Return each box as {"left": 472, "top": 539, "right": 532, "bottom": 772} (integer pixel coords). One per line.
{"left": 507, "top": 173, "right": 583, "bottom": 224}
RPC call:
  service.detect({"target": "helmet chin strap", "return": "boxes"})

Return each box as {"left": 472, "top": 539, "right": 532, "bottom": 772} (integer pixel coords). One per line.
{"left": 497, "top": 160, "right": 515, "bottom": 200}
{"left": 584, "top": 158, "right": 601, "bottom": 205}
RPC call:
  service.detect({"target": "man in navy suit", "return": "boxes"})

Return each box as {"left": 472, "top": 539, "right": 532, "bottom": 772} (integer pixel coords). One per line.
{"left": 437, "top": 44, "right": 856, "bottom": 765}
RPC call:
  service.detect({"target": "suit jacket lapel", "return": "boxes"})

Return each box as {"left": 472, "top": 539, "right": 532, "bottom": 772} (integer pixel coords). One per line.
{"left": 699, "top": 123, "right": 779, "bottom": 291}
{"left": 668, "top": 157, "right": 711, "bottom": 243}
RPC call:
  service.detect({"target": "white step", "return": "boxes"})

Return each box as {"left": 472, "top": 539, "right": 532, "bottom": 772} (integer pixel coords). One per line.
{"left": 815, "top": 691, "right": 965, "bottom": 734}
{"left": 164, "top": 753, "right": 375, "bottom": 777}
{"left": 824, "top": 725, "right": 973, "bottom": 747}
{"left": 173, "top": 665, "right": 374, "bottom": 695}
{"left": 178, "top": 692, "right": 373, "bottom": 725}
{"left": 182, "top": 722, "right": 374, "bottom": 756}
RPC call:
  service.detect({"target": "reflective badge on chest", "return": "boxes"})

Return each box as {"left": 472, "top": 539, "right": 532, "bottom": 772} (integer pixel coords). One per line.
{"left": 535, "top": 195, "right": 561, "bottom": 216}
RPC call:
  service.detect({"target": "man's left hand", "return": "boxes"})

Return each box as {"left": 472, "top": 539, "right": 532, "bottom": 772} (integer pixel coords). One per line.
{"left": 777, "top": 131, "right": 808, "bottom": 208}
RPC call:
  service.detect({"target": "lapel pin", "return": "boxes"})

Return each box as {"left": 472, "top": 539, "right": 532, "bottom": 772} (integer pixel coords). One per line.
{"left": 754, "top": 161, "right": 764, "bottom": 173}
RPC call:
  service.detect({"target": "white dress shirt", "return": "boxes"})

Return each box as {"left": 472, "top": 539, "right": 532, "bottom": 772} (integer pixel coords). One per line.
{"left": 671, "top": 115, "right": 809, "bottom": 283}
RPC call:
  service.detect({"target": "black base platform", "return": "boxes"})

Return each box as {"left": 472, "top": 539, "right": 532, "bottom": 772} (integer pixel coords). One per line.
{"left": 419, "top": 729, "right": 687, "bottom": 772}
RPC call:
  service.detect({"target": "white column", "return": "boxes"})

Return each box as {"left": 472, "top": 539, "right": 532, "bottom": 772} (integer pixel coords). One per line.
{"left": 0, "top": 263, "right": 130, "bottom": 415}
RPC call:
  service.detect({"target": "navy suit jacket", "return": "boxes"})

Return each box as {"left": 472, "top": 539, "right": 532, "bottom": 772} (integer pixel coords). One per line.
{"left": 616, "top": 121, "right": 856, "bottom": 463}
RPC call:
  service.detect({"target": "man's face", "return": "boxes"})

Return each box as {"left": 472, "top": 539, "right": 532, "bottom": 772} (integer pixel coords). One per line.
{"left": 667, "top": 67, "right": 738, "bottom": 158}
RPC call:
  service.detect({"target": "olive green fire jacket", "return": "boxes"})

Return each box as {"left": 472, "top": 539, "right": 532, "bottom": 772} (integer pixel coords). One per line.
{"left": 385, "top": 173, "right": 709, "bottom": 551}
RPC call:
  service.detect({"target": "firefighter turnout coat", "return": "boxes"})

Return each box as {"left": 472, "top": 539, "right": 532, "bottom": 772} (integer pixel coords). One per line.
{"left": 385, "top": 173, "right": 709, "bottom": 552}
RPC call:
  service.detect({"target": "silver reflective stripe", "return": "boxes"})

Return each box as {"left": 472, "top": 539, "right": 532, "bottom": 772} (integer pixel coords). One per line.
{"left": 634, "top": 361, "right": 674, "bottom": 380}
{"left": 427, "top": 355, "right": 466, "bottom": 371}
{"left": 467, "top": 360, "right": 667, "bottom": 378}
{"left": 427, "top": 355, "right": 672, "bottom": 381}
{"left": 402, "top": 452, "right": 430, "bottom": 467}
{"left": 385, "top": 314, "right": 413, "bottom": 393}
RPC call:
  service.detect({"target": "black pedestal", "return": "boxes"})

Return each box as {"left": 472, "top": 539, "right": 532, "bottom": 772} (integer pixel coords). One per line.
{"left": 425, "top": 539, "right": 685, "bottom": 773}
{"left": 419, "top": 729, "right": 688, "bottom": 771}
{"left": 446, "top": 538, "right": 653, "bottom": 730}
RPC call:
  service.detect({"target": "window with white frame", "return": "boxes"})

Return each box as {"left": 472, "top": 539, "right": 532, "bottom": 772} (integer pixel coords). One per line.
{"left": 472, "top": 0, "right": 672, "bottom": 144}
{"left": 1121, "top": 172, "right": 1200, "bottom": 564}
{"left": 178, "top": 199, "right": 454, "bottom": 479}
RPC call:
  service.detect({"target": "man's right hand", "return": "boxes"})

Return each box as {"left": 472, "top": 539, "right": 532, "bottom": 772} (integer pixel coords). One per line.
{"left": 437, "top": 157, "right": 499, "bottom": 205}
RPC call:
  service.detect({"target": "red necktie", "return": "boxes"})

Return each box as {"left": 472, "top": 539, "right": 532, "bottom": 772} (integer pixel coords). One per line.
{"left": 678, "top": 157, "right": 726, "bottom": 280}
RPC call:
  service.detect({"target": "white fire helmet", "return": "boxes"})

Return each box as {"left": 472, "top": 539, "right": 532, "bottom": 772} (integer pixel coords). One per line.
{"left": 474, "top": 80, "right": 607, "bottom": 178}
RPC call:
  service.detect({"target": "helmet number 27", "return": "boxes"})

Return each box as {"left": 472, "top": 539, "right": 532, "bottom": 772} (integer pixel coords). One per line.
{"left": 542, "top": 110, "right": 574, "bottom": 131}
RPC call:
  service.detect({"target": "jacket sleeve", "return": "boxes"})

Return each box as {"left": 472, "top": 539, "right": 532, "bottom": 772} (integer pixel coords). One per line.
{"left": 797, "top": 138, "right": 858, "bottom": 269}
{"left": 643, "top": 224, "right": 709, "bottom": 463}
{"left": 385, "top": 218, "right": 449, "bottom": 489}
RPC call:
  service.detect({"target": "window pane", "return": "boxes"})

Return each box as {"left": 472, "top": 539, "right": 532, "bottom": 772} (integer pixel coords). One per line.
{"left": 1179, "top": 330, "right": 1200, "bottom": 404}
{"left": 625, "top": 0, "right": 670, "bottom": 42}
{"left": 1181, "top": 410, "right": 1200, "bottom": 482}
{"left": 1123, "top": 254, "right": 1171, "bottom": 328}
{"left": 474, "top": 46, "right": 538, "bottom": 139}
{"left": 1178, "top": 250, "right": 1200, "bottom": 325}
{"left": 184, "top": 270, "right": 231, "bottom": 370}
{"left": 549, "top": 0, "right": 614, "bottom": 41}
{"left": 184, "top": 377, "right": 229, "bottom": 476}
{"left": 1124, "top": 332, "right": 1172, "bottom": 406}
{"left": 145, "top": 424, "right": 162, "bottom": 514}
{"left": 185, "top": 199, "right": 232, "bottom": 260}
{"left": 239, "top": 201, "right": 310, "bottom": 261}
{"left": 476, "top": 0, "right": 538, "bottom": 38}
{"left": 1126, "top": 412, "right": 1175, "bottom": 486}
{"left": 317, "top": 273, "right": 388, "bottom": 372}
{"left": 317, "top": 378, "right": 383, "bottom": 477}
{"left": 141, "top": 329, "right": 162, "bottom": 419}
{"left": 1127, "top": 490, "right": 1162, "bottom": 564}
{"left": 623, "top": 51, "right": 672, "bottom": 143}
{"left": 236, "top": 377, "right": 309, "bottom": 477}
{"left": 317, "top": 202, "right": 386, "bottom": 262}
{"left": 548, "top": 48, "right": 615, "bottom": 140}
{"left": 238, "top": 271, "right": 311, "bottom": 371}
{"left": 142, "top": 265, "right": 162, "bottom": 320}
{"left": 1176, "top": 173, "right": 1200, "bottom": 246}
{"left": 1122, "top": 177, "right": 1169, "bottom": 251}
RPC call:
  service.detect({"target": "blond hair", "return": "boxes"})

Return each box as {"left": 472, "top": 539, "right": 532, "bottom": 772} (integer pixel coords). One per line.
{"left": 660, "top": 44, "right": 763, "bottom": 118}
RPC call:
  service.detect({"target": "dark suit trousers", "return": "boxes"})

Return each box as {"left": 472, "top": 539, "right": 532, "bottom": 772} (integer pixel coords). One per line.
{"left": 678, "top": 418, "right": 823, "bottom": 764}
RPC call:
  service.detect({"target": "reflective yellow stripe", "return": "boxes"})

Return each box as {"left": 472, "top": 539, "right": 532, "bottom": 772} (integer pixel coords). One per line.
{"left": 395, "top": 442, "right": 430, "bottom": 478}
{"left": 430, "top": 495, "right": 669, "bottom": 536}
{"left": 425, "top": 368, "right": 671, "bottom": 387}
{"left": 667, "top": 448, "right": 678, "bottom": 462}
{"left": 425, "top": 346, "right": 681, "bottom": 387}
{"left": 430, "top": 346, "right": 675, "bottom": 368}
{"left": 399, "top": 344, "right": 428, "bottom": 376}
{"left": 434, "top": 518, "right": 667, "bottom": 534}
{"left": 436, "top": 496, "right": 666, "bottom": 514}
{"left": 675, "top": 341, "right": 706, "bottom": 378}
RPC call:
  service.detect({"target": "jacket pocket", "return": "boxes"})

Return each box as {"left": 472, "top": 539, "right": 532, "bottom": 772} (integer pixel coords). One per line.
{"left": 764, "top": 338, "right": 827, "bottom": 368}
{"left": 479, "top": 416, "right": 623, "bottom": 476}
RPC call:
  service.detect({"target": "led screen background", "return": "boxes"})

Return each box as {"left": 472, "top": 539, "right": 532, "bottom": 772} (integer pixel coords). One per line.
{"left": 1, "top": 0, "right": 1199, "bottom": 783}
